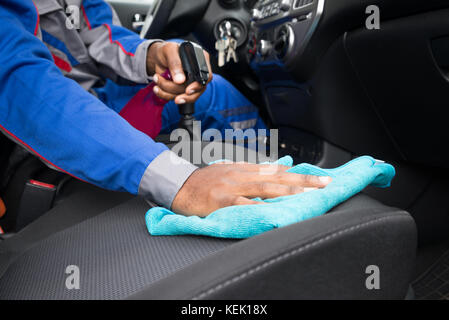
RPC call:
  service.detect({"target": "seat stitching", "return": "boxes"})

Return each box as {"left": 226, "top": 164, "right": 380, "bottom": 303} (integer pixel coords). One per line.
{"left": 193, "top": 213, "right": 411, "bottom": 299}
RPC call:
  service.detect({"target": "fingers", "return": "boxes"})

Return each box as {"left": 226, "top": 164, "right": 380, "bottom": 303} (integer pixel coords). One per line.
{"left": 236, "top": 183, "right": 308, "bottom": 199}
{"left": 212, "top": 163, "right": 332, "bottom": 188}
{"left": 212, "top": 162, "right": 290, "bottom": 172}
{"left": 154, "top": 74, "right": 185, "bottom": 95}
{"left": 250, "top": 171, "right": 332, "bottom": 188}
{"left": 232, "top": 196, "right": 263, "bottom": 206}
{"left": 161, "top": 42, "right": 185, "bottom": 84}
{"left": 238, "top": 182, "right": 321, "bottom": 200}
{"left": 186, "top": 81, "right": 205, "bottom": 95}
{"left": 154, "top": 43, "right": 213, "bottom": 103}
{"left": 153, "top": 86, "right": 176, "bottom": 101}
{"left": 172, "top": 49, "right": 213, "bottom": 104}
{"left": 175, "top": 86, "right": 206, "bottom": 104}
{"left": 153, "top": 78, "right": 207, "bottom": 103}
{"left": 230, "top": 163, "right": 330, "bottom": 187}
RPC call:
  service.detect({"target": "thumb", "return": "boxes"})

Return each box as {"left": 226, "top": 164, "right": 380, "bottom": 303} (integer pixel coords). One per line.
{"left": 163, "top": 43, "right": 186, "bottom": 84}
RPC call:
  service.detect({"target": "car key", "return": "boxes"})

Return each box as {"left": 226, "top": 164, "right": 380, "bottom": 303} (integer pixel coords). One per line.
{"left": 226, "top": 37, "right": 238, "bottom": 64}
{"left": 215, "top": 38, "right": 228, "bottom": 67}
{"left": 224, "top": 20, "right": 232, "bottom": 38}
{"left": 216, "top": 22, "right": 231, "bottom": 67}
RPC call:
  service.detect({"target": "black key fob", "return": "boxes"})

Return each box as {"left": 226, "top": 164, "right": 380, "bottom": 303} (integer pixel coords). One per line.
{"left": 179, "top": 42, "right": 209, "bottom": 86}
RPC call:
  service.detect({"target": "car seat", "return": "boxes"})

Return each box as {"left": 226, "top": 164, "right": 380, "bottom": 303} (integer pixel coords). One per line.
{"left": 0, "top": 142, "right": 417, "bottom": 299}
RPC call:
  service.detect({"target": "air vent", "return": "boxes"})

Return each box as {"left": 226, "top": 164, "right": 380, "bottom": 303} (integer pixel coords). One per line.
{"left": 293, "top": 0, "right": 314, "bottom": 10}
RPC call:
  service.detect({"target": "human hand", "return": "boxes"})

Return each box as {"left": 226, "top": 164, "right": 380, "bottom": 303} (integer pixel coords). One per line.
{"left": 146, "top": 41, "right": 213, "bottom": 104}
{"left": 172, "top": 162, "right": 332, "bottom": 217}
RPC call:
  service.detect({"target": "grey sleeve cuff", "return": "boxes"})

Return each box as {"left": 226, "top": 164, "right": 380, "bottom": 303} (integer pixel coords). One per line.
{"left": 138, "top": 150, "right": 199, "bottom": 209}
{"left": 133, "top": 39, "right": 163, "bottom": 83}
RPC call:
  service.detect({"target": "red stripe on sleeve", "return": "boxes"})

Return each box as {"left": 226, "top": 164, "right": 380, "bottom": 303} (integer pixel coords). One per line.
{"left": 32, "top": 1, "right": 40, "bottom": 36}
{"left": 81, "top": 5, "right": 92, "bottom": 30}
{"left": 0, "top": 123, "right": 86, "bottom": 183}
{"left": 103, "top": 24, "right": 135, "bottom": 57}
{"left": 52, "top": 54, "right": 72, "bottom": 72}
{"left": 80, "top": 5, "right": 135, "bottom": 57}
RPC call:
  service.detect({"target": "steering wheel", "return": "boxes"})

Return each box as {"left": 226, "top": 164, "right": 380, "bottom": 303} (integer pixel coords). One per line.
{"left": 140, "top": 0, "right": 177, "bottom": 39}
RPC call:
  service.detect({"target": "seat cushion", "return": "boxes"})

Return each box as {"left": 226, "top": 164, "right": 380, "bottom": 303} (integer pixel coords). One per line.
{"left": 0, "top": 192, "right": 416, "bottom": 300}
{"left": 0, "top": 197, "right": 235, "bottom": 300}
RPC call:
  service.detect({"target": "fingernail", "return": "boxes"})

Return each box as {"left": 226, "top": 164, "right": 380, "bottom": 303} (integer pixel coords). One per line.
{"left": 304, "top": 188, "right": 318, "bottom": 193}
{"left": 153, "top": 86, "right": 159, "bottom": 94}
{"left": 178, "top": 98, "right": 186, "bottom": 104}
{"left": 174, "top": 73, "right": 185, "bottom": 83}
{"left": 153, "top": 74, "right": 159, "bottom": 83}
{"left": 319, "top": 176, "right": 332, "bottom": 184}
{"left": 188, "top": 89, "right": 195, "bottom": 95}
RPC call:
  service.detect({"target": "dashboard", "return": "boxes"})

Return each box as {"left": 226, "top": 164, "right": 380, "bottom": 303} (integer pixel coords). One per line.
{"left": 192, "top": 0, "right": 328, "bottom": 81}
{"left": 248, "top": 0, "right": 325, "bottom": 74}
{"left": 193, "top": 0, "right": 449, "bottom": 169}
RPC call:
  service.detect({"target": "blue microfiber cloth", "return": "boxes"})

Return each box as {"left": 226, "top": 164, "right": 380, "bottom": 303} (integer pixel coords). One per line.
{"left": 145, "top": 156, "right": 396, "bottom": 239}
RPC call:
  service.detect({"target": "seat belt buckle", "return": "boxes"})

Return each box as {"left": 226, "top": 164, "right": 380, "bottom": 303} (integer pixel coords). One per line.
{"left": 15, "top": 180, "right": 57, "bottom": 231}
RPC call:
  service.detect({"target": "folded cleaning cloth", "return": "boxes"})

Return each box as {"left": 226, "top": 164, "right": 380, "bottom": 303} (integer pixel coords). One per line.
{"left": 145, "top": 156, "right": 396, "bottom": 239}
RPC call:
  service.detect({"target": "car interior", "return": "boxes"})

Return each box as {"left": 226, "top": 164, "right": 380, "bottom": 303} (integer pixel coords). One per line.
{"left": 0, "top": 0, "right": 449, "bottom": 300}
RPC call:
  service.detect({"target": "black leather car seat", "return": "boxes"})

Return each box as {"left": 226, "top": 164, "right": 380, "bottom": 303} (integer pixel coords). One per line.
{"left": 0, "top": 186, "right": 416, "bottom": 299}
{"left": 0, "top": 142, "right": 417, "bottom": 299}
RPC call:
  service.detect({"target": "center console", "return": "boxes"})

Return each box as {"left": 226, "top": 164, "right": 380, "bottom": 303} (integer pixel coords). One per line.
{"left": 243, "top": 0, "right": 338, "bottom": 165}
